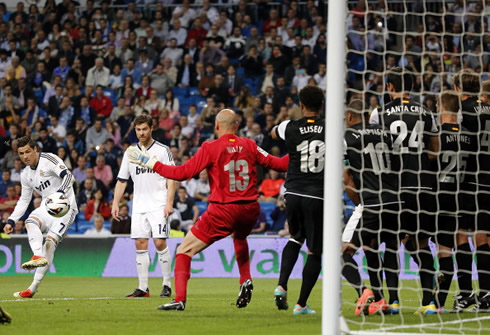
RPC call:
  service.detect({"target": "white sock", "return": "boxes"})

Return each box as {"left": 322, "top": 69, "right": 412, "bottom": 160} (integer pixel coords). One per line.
{"left": 29, "top": 239, "right": 57, "bottom": 293}
{"left": 136, "top": 250, "right": 150, "bottom": 291}
{"left": 26, "top": 221, "right": 43, "bottom": 256}
{"left": 158, "top": 247, "right": 171, "bottom": 287}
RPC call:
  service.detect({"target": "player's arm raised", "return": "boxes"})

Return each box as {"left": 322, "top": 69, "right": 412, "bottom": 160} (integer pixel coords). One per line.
{"left": 255, "top": 145, "right": 289, "bottom": 172}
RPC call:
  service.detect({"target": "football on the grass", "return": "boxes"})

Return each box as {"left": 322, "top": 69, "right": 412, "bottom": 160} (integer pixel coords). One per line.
{"left": 45, "top": 192, "right": 70, "bottom": 218}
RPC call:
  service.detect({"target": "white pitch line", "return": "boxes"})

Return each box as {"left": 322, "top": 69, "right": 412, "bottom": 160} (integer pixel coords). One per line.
{"left": 0, "top": 297, "right": 128, "bottom": 303}
{"left": 351, "top": 315, "right": 490, "bottom": 333}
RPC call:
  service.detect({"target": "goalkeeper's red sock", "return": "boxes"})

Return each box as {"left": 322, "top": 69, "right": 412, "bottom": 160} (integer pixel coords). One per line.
{"left": 234, "top": 238, "right": 251, "bottom": 285}
{"left": 174, "top": 253, "right": 191, "bottom": 302}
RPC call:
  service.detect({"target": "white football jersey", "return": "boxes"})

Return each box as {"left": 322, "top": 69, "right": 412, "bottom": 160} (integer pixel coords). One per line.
{"left": 118, "top": 141, "right": 174, "bottom": 214}
{"left": 9, "top": 153, "right": 78, "bottom": 222}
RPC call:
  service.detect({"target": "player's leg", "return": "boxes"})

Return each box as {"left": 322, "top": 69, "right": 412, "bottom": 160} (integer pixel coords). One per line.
{"left": 275, "top": 195, "right": 304, "bottom": 310}
{"left": 232, "top": 202, "right": 260, "bottom": 308}
{"left": 473, "top": 229, "right": 490, "bottom": 312}
{"left": 151, "top": 210, "right": 172, "bottom": 298}
{"left": 381, "top": 205, "right": 401, "bottom": 312}
{"left": 294, "top": 197, "right": 322, "bottom": 315}
{"left": 128, "top": 212, "right": 151, "bottom": 297}
{"left": 22, "top": 211, "right": 47, "bottom": 269}
{"left": 15, "top": 209, "right": 76, "bottom": 298}
{"left": 452, "top": 229, "right": 477, "bottom": 312}
{"left": 158, "top": 230, "right": 208, "bottom": 310}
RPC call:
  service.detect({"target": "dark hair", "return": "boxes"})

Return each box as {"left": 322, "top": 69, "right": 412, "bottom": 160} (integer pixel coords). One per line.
{"left": 386, "top": 67, "right": 413, "bottom": 92}
{"left": 17, "top": 136, "right": 36, "bottom": 148}
{"left": 453, "top": 69, "right": 480, "bottom": 95}
{"left": 298, "top": 86, "right": 324, "bottom": 113}
{"left": 170, "top": 219, "right": 181, "bottom": 230}
{"left": 440, "top": 91, "right": 460, "bottom": 113}
{"left": 134, "top": 114, "right": 153, "bottom": 128}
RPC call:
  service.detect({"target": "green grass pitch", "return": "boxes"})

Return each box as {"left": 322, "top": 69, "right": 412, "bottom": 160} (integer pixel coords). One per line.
{"left": 2, "top": 277, "right": 490, "bottom": 334}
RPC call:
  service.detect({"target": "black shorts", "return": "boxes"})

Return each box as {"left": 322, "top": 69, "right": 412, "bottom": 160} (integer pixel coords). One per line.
{"left": 458, "top": 189, "right": 490, "bottom": 232}
{"left": 285, "top": 194, "right": 323, "bottom": 255}
{"left": 399, "top": 190, "right": 436, "bottom": 238}
{"left": 350, "top": 203, "right": 400, "bottom": 248}
{"left": 434, "top": 213, "right": 458, "bottom": 249}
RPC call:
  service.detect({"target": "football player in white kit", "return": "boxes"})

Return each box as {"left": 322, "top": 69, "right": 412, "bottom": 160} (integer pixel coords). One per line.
{"left": 112, "top": 114, "right": 177, "bottom": 298}
{"left": 2, "top": 136, "right": 78, "bottom": 298}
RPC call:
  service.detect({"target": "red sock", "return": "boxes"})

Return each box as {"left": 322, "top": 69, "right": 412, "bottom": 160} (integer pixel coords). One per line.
{"left": 174, "top": 253, "right": 191, "bottom": 302}
{"left": 234, "top": 239, "right": 251, "bottom": 285}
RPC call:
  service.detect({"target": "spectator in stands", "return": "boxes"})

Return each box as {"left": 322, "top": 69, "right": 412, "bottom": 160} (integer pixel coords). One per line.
{"left": 48, "top": 114, "right": 66, "bottom": 146}
{"left": 162, "top": 89, "right": 180, "bottom": 119}
{"left": 207, "top": 73, "right": 230, "bottom": 104}
{"left": 2, "top": 139, "right": 18, "bottom": 170}
{"left": 85, "top": 189, "right": 111, "bottom": 221}
{"left": 111, "top": 203, "right": 131, "bottom": 234}
{"left": 86, "top": 117, "right": 110, "bottom": 151}
{"left": 262, "top": 8, "right": 281, "bottom": 34}
{"left": 241, "top": 45, "right": 263, "bottom": 77}
{"left": 177, "top": 54, "right": 197, "bottom": 88}
{"left": 162, "top": 58, "right": 178, "bottom": 84}
{"left": 73, "top": 155, "right": 88, "bottom": 184}
{"left": 199, "top": 38, "right": 225, "bottom": 65}
{"left": 121, "top": 59, "right": 142, "bottom": 86}
{"left": 234, "top": 86, "right": 254, "bottom": 111}
{"left": 292, "top": 68, "right": 311, "bottom": 92}
{"left": 172, "top": 0, "right": 197, "bottom": 29}
{"left": 135, "top": 75, "right": 154, "bottom": 99}
{"left": 75, "top": 96, "right": 96, "bottom": 127}
{"left": 10, "top": 158, "right": 22, "bottom": 182}
{"left": 169, "top": 18, "right": 188, "bottom": 47}
{"left": 150, "top": 63, "right": 174, "bottom": 96}
{"left": 135, "top": 49, "right": 154, "bottom": 76}
{"left": 186, "top": 169, "right": 210, "bottom": 202}
{"left": 258, "top": 170, "right": 284, "bottom": 202}
{"left": 186, "top": 17, "right": 208, "bottom": 48}
{"left": 84, "top": 214, "right": 112, "bottom": 236}
{"left": 173, "top": 186, "right": 199, "bottom": 232}
{"left": 36, "top": 127, "right": 57, "bottom": 153}
{"left": 225, "top": 26, "right": 246, "bottom": 60}
{"left": 0, "top": 185, "right": 18, "bottom": 213}
{"left": 93, "top": 154, "right": 113, "bottom": 188}
{"left": 251, "top": 208, "right": 267, "bottom": 234}
{"left": 14, "top": 218, "right": 26, "bottom": 234}
{"left": 259, "top": 63, "right": 278, "bottom": 95}
{"left": 0, "top": 170, "right": 13, "bottom": 198}
{"left": 89, "top": 85, "right": 113, "bottom": 118}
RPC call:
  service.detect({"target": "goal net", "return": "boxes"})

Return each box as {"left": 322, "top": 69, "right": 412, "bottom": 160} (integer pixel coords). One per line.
{"left": 340, "top": 1, "right": 490, "bottom": 334}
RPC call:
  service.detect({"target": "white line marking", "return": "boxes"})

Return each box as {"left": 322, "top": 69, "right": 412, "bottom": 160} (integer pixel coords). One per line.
{"left": 0, "top": 297, "right": 127, "bottom": 303}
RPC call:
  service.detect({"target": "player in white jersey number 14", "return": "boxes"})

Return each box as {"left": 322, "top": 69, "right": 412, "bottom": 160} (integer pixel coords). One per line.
{"left": 2, "top": 136, "right": 78, "bottom": 298}
{"left": 112, "top": 115, "right": 177, "bottom": 298}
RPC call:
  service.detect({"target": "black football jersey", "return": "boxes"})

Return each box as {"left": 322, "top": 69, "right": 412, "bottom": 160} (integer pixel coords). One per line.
{"left": 276, "top": 116, "right": 325, "bottom": 198}
{"left": 461, "top": 97, "right": 490, "bottom": 188}
{"left": 437, "top": 123, "right": 477, "bottom": 212}
{"left": 344, "top": 123, "right": 399, "bottom": 207}
{"left": 371, "top": 97, "right": 438, "bottom": 189}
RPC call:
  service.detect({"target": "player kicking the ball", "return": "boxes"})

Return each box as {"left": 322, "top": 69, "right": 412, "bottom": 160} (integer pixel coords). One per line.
{"left": 112, "top": 115, "right": 176, "bottom": 298}
{"left": 128, "top": 109, "right": 289, "bottom": 310}
{"left": 2, "top": 136, "right": 78, "bottom": 298}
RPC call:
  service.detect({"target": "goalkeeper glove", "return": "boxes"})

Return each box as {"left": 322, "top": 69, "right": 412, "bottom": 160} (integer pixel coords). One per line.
{"left": 127, "top": 145, "right": 158, "bottom": 170}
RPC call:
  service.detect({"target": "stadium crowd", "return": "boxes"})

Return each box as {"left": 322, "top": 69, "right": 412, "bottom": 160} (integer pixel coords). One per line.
{"left": 0, "top": 0, "right": 326, "bottom": 235}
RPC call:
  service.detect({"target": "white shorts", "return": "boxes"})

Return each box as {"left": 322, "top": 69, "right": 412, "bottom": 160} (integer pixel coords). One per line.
{"left": 28, "top": 206, "right": 77, "bottom": 238}
{"left": 342, "top": 204, "right": 363, "bottom": 243}
{"left": 131, "top": 208, "right": 169, "bottom": 239}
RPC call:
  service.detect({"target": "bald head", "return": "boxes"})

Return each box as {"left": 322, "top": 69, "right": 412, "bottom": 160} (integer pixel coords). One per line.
{"left": 215, "top": 109, "right": 239, "bottom": 135}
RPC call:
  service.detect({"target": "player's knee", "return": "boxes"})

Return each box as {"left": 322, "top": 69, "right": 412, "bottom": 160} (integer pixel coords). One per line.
{"left": 135, "top": 238, "right": 149, "bottom": 250}
{"left": 25, "top": 217, "right": 42, "bottom": 230}
{"left": 46, "top": 234, "right": 60, "bottom": 246}
{"left": 154, "top": 238, "right": 167, "bottom": 251}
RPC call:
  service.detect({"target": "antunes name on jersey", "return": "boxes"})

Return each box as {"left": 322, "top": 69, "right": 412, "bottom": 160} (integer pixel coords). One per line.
{"left": 135, "top": 166, "right": 156, "bottom": 175}
{"left": 444, "top": 133, "right": 472, "bottom": 144}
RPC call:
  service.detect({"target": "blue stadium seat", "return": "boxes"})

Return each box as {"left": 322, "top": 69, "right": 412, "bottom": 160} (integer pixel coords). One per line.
{"left": 196, "top": 100, "right": 207, "bottom": 113}
{"left": 173, "top": 87, "right": 188, "bottom": 98}
{"left": 189, "top": 87, "right": 199, "bottom": 96}
{"left": 103, "top": 89, "right": 118, "bottom": 105}
{"left": 236, "top": 67, "right": 245, "bottom": 77}
{"left": 260, "top": 202, "right": 276, "bottom": 227}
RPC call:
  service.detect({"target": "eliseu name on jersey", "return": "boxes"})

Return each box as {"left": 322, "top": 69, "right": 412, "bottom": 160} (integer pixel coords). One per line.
{"left": 299, "top": 125, "right": 323, "bottom": 135}
{"left": 386, "top": 104, "right": 426, "bottom": 116}
{"left": 135, "top": 166, "right": 156, "bottom": 175}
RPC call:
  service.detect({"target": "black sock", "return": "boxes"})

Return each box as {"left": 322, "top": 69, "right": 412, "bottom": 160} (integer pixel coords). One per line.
{"left": 278, "top": 241, "right": 301, "bottom": 291}
{"left": 456, "top": 243, "right": 473, "bottom": 297}
{"left": 383, "top": 247, "right": 400, "bottom": 304}
{"left": 342, "top": 253, "right": 364, "bottom": 297}
{"left": 436, "top": 256, "right": 454, "bottom": 308}
{"left": 477, "top": 244, "right": 490, "bottom": 295}
{"left": 417, "top": 247, "right": 436, "bottom": 306}
{"left": 365, "top": 249, "right": 384, "bottom": 301}
{"left": 297, "top": 254, "right": 322, "bottom": 307}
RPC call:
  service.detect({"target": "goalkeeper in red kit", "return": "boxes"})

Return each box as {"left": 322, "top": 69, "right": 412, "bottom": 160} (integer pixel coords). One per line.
{"left": 128, "top": 109, "right": 289, "bottom": 311}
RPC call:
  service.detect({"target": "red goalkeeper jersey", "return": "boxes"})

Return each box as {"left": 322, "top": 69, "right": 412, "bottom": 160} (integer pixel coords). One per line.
{"left": 153, "top": 134, "right": 289, "bottom": 203}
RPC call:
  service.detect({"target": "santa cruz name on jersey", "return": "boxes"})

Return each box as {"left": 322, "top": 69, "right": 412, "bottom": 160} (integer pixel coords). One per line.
{"left": 9, "top": 153, "right": 78, "bottom": 222}
{"left": 277, "top": 117, "right": 325, "bottom": 199}
{"left": 118, "top": 141, "right": 174, "bottom": 214}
